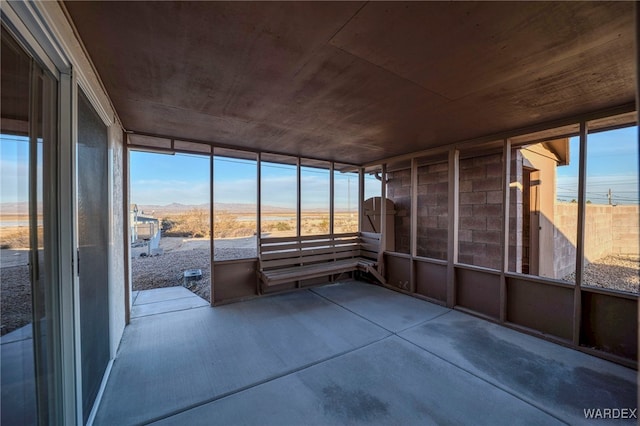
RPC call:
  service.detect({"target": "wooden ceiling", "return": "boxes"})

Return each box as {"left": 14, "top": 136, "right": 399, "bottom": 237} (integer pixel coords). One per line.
{"left": 63, "top": 1, "right": 636, "bottom": 164}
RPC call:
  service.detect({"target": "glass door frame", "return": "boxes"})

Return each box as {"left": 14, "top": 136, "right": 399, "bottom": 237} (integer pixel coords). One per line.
{"left": 3, "top": 3, "right": 77, "bottom": 424}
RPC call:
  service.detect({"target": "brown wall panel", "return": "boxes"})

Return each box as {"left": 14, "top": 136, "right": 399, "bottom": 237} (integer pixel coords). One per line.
{"left": 506, "top": 276, "right": 573, "bottom": 340}
{"left": 455, "top": 267, "right": 500, "bottom": 319}
{"left": 213, "top": 260, "right": 258, "bottom": 303}
{"left": 262, "top": 282, "right": 297, "bottom": 294}
{"left": 581, "top": 291, "right": 638, "bottom": 360}
{"left": 415, "top": 260, "right": 447, "bottom": 302}
{"left": 300, "top": 275, "right": 334, "bottom": 287}
{"left": 385, "top": 254, "right": 411, "bottom": 291}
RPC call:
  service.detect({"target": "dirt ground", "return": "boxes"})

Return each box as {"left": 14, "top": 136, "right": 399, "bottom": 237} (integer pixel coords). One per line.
{"left": 131, "top": 237, "right": 259, "bottom": 301}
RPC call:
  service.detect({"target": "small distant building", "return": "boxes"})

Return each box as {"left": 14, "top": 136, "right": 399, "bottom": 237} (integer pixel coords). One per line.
{"left": 130, "top": 204, "right": 161, "bottom": 249}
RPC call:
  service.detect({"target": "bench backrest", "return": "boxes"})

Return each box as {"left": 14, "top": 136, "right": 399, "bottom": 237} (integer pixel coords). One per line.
{"left": 259, "top": 232, "right": 380, "bottom": 272}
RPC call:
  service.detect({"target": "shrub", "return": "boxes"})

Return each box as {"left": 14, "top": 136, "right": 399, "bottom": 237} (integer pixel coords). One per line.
{"left": 276, "top": 222, "right": 291, "bottom": 231}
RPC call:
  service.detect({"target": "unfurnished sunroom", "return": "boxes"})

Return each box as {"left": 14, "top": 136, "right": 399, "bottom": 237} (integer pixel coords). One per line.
{"left": 0, "top": 1, "right": 637, "bottom": 425}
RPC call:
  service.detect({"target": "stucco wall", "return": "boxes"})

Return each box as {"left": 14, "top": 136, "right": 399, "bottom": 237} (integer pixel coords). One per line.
{"left": 508, "top": 145, "right": 559, "bottom": 277}
{"left": 109, "top": 125, "right": 126, "bottom": 357}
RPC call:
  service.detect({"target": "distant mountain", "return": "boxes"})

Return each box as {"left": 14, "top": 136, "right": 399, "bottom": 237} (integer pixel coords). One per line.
{"left": 0, "top": 201, "right": 41, "bottom": 215}
{"left": 135, "top": 202, "right": 293, "bottom": 215}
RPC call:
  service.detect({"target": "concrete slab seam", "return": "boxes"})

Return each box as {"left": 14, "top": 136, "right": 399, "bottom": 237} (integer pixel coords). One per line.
{"left": 130, "top": 304, "right": 210, "bottom": 320}
{"left": 306, "top": 288, "right": 566, "bottom": 422}
{"left": 308, "top": 288, "right": 396, "bottom": 334}
{"left": 394, "top": 309, "right": 453, "bottom": 334}
{"left": 137, "top": 334, "right": 393, "bottom": 426}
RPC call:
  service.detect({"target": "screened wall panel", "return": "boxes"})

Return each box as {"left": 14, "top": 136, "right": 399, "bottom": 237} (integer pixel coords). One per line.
{"left": 214, "top": 149, "right": 257, "bottom": 260}
{"left": 77, "top": 88, "right": 110, "bottom": 423}
{"left": 300, "top": 160, "right": 330, "bottom": 236}
{"left": 416, "top": 158, "right": 448, "bottom": 260}
{"left": 458, "top": 153, "right": 503, "bottom": 270}
{"left": 333, "top": 166, "right": 358, "bottom": 233}
{"left": 385, "top": 161, "right": 411, "bottom": 254}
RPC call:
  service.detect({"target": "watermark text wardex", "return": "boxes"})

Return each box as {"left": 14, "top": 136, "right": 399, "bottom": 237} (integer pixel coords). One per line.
{"left": 583, "top": 408, "right": 637, "bottom": 420}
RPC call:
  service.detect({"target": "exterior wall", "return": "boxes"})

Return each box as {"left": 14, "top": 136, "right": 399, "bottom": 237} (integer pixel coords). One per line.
{"left": 509, "top": 145, "right": 560, "bottom": 277}
{"left": 583, "top": 204, "right": 614, "bottom": 261}
{"left": 508, "top": 150, "right": 524, "bottom": 272}
{"left": 612, "top": 205, "right": 640, "bottom": 255}
{"left": 520, "top": 145, "right": 558, "bottom": 278}
{"left": 416, "top": 162, "right": 449, "bottom": 259}
{"left": 555, "top": 204, "right": 639, "bottom": 277}
{"left": 554, "top": 203, "right": 578, "bottom": 278}
{"left": 458, "top": 153, "right": 503, "bottom": 270}
{"left": 108, "top": 126, "right": 126, "bottom": 358}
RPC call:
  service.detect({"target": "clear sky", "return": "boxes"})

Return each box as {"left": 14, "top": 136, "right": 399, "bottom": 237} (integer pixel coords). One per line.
{"left": 129, "top": 151, "right": 365, "bottom": 209}
{"left": 556, "top": 126, "right": 638, "bottom": 205}
{"left": 1, "top": 134, "right": 37, "bottom": 208}
{"left": 2, "top": 126, "right": 637, "bottom": 207}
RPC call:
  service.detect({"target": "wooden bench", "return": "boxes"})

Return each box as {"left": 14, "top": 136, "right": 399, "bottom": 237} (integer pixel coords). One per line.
{"left": 258, "top": 232, "right": 384, "bottom": 287}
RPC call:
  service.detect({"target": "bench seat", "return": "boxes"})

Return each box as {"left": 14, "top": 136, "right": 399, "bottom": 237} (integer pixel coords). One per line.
{"left": 258, "top": 232, "right": 382, "bottom": 287}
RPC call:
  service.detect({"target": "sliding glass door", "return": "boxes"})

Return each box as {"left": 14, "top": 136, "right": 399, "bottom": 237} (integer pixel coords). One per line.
{"left": 77, "top": 88, "right": 110, "bottom": 423}
{"left": 1, "top": 26, "right": 59, "bottom": 425}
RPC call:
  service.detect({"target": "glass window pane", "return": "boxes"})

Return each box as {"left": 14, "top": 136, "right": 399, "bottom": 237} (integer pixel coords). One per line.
{"left": 508, "top": 138, "right": 579, "bottom": 282}
{"left": 214, "top": 150, "right": 257, "bottom": 260}
{"left": 261, "top": 154, "right": 297, "bottom": 237}
{"left": 334, "top": 167, "right": 358, "bottom": 234}
{"left": 1, "top": 27, "right": 57, "bottom": 425}
{"left": 583, "top": 125, "right": 638, "bottom": 293}
{"left": 301, "top": 160, "right": 330, "bottom": 236}
{"left": 458, "top": 151, "right": 503, "bottom": 270}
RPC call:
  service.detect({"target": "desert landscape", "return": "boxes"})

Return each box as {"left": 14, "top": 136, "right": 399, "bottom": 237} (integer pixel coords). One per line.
{"left": 1, "top": 205, "right": 638, "bottom": 335}
{"left": 130, "top": 208, "right": 359, "bottom": 301}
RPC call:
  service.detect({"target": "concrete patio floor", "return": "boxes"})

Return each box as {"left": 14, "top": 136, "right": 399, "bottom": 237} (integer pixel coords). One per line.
{"left": 96, "top": 281, "right": 636, "bottom": 425}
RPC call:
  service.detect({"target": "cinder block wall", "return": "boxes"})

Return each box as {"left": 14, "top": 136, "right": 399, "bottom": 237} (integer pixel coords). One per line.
{"left": 416, "top": 162, "right": 448, "bottom": 259}
{"left": 555, "top": 204, "right": 639, "bottom": 277}
{"left": 386, "top": 168, "right": 411, "bottom": 253}
{"left": 554, "top": 203, "right": 579, "bottom": 278}
{"left": 458, "top": 154, "right": 503, "bottom": 269}
{"left": 612, "top": 205, "right": 639, "bottom": 254}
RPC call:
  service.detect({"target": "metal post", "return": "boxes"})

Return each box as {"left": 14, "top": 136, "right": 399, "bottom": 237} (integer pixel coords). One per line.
{"left": 297, "top": 157, "right": 301, "bottom": 238}
{"left": 358, "top": 168, "right": 364, "bottom": 233}
{"left": 410, "top": 158, "right": 418, "bottom": 293}
{"left": 256, "top": 152, "right": 262, "bottom": 295}
{"left": 573, "top": 121, "right": 588, "bottom": 345}
{"left": 209, "top": 154, "right": 214, "bottom": 305}
{"left": 330, "top": 162, "right": 335, "bottom": 235}
{"left": 380, "top": 164, "right": 387, "bottom": 277}
{"left": 446, "top": 148, "right": 459, "bottom": 308}
{"left": 500, "top": 139, "right": 511, "bottom": 322}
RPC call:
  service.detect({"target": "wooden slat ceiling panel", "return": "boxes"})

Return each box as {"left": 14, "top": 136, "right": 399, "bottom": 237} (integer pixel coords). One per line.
{"left": 63, "top": 1, "right": 636, "bottom": 165}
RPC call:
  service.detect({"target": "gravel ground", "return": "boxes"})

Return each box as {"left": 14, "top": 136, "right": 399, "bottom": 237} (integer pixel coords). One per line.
{"left": 132, "top": 247, "right": 257, "bottom": 302}
{"left": 563, "top": 254, "right": 639, "bottom": 293}
{"left": 1, "top": 264, "right": 32, "bottom": 336}
{"left": 132, "top": 249, "right": 212, "bottom": 301}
